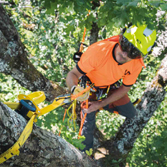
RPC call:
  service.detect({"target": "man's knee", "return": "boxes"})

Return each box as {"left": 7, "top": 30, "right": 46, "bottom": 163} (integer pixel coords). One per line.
{"left": 114, "top": 101, "right": 137, "bottom": 119}
{"left": 125, "top": 108, "right": 137, "bottom": 118}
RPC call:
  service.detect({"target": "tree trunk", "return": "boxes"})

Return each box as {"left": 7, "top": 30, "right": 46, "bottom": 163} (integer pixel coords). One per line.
{"left": 0, "top": 102, "right": 99, "bottom": 167}
{"left": 89, "top": 1, "right": 100, "bottom": 45}
{"left": 0, "top": 4, "right": 66, "bottom": 101}
{"left": 90, "top": 22, "right": 99, "bottom": 45}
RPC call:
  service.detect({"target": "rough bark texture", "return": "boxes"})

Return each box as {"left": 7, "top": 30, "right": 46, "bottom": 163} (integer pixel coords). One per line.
{"left": 0, "top": 102, "right": 98, "bottom": 167}
{"left": 89, "top": 1, "right": 100, "bottom": 45}
{"left": 0, "top": 4, "right": 66, "bottom": 101}
{"left": 90, "top": 22, "right": 99, "bottom": 45}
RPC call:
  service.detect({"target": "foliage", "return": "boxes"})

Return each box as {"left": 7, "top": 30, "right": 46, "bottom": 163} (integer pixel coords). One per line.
{"left": 126, "top": 99, "right": 167, "bottom": 167}
{"left": 0, "top": 73, "right": 31, "bottom": 102}
{"left": 129, "top": 53, "right": 162, "bottom": 102}
{"left": 96, "top": 110, "right": 125, "bottom": 140}
{"left": 36, "top": 105, "right": 86, "bottom": 150}
{"left": 85, "top": 148, "right": 93, "bottom": 156}
{"left": 31, "top": 0, "right": 167, "bottom": 31}
{"left": 1, "top": 0, "right": 167, "bottom": 166}
{"left": 6, "top": 0, "right": 80, "bottom": 88}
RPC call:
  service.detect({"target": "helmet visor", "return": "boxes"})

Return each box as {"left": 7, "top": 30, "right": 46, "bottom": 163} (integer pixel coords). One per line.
{"left": 119, "top": 35, "right": 143, "bottom": 59}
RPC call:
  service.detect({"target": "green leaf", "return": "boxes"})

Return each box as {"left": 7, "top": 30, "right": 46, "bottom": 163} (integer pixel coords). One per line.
{"left": 127, "top": 1, "right": 139, "bottom": 7}
{"left": 116, "top": 0, "right": 131, "bottom": 5}
{"left": 45, "top": 1, "right": 58, "bottom": 14}
{"left": 160, "top": 4, "right": 167, "bottom": 11}
{"left": 148, "top": 1, "right": 161, "bottom": 7}
{"left": 85, "top": 148, "right": 93, "bottom": 156}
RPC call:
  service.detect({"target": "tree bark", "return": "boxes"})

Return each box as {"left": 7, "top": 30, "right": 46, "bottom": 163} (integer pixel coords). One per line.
{"left": 89, "top": 1, "right": 100, "bottom": 45}
{"left": 0, "top": 102, "right": 99, "bottom": 167}
{"left": 90, "top": 22, "right": 99, "bottom": 45}
{"left": 0, "top": 4, "right": 66, "bottom": 101}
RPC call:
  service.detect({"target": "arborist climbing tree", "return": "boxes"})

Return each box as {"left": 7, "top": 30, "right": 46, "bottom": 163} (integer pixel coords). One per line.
{"left": 66, "top": 24, "right": 157, "bottom": 153}
{"left": 0, "top": 1, "right": 166, "bottom": 166}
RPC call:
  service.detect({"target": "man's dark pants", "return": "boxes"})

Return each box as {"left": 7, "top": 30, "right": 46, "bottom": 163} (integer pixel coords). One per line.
{"left": 81, "top": 91, "right": 137, "bottom": 152}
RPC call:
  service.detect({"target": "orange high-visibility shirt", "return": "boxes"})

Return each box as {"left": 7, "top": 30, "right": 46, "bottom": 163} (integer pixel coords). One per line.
{"left": 77, "top": 37, "right": 144, "bottom": 87}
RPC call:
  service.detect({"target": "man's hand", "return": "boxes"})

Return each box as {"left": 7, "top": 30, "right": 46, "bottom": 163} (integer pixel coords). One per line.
{"left": 83, "top": 101, "right": 102, "bottom": 114}
{"left": 83, "top": 85, "right": 131, "bottom": 114}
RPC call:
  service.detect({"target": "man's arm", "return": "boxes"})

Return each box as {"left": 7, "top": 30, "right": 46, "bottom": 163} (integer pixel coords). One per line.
{"left": 84, "top": 85, "right": 131, "bottom": 113}
{"left": 66, "top": 67, "right": 83, "bottom": 92}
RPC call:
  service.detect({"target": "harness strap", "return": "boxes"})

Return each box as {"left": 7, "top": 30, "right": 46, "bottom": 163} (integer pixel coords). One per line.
{"left": 79, "top": 75, "right": 120, "bottom": 100}
{"left": 0, "top": 114, "right": 35, "bottom": 164}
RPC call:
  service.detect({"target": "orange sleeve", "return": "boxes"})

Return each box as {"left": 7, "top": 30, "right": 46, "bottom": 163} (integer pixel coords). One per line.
{"left": 77, "top": 51, "right": 95, "bottom": 74}
{"left": 102, "top": 35, "right": 119, "bottom": 42}
{"left": 77, "top": 42, "right": 110, "bottom": 74}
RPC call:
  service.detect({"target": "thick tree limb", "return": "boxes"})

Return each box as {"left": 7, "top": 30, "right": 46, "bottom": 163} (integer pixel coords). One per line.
{"left": 0, "top": 4, "right": 66, "bottom": 101}
{"left": 0, "top": 102, "right": 99, "bottom": 167}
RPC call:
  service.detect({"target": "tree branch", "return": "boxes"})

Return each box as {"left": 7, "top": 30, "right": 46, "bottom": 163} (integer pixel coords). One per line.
{"left": 0, "top": 4, "right": 66, "bottom": 101}
{"left": 0, "top": 102, "right": 99, "bottom": 167}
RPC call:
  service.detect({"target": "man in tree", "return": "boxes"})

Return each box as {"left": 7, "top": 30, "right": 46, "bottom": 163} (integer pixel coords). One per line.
{"left": 66, "top": 24, "right": 156, "bottom": 152}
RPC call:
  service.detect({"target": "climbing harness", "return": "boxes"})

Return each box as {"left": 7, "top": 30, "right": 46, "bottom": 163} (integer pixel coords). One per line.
{"left": 79, "top": 75, "right": 121, "bottom": 100}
